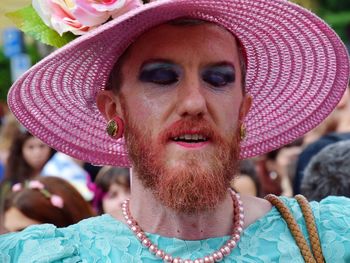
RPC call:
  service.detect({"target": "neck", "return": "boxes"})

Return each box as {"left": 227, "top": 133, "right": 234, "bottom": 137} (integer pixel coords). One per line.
{"left": 127, "top": 173, "right": 235, "bottom": 240}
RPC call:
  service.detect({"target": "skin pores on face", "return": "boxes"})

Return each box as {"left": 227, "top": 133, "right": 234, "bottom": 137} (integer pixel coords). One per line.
{"left": 22, "top": 137, "right": 51, "bottom": 171}
{"left": 4, "top": 207, "right": 41, "bottom": 232}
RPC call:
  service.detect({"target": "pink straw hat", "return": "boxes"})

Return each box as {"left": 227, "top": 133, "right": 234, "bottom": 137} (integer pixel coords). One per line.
{"left": 8, "top": 0, "right": 350, "bottom": 167}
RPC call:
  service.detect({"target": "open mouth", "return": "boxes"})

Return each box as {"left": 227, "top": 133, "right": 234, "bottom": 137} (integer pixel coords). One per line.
{"left": 172, "top": 134, "right": 208, "bottom": 143}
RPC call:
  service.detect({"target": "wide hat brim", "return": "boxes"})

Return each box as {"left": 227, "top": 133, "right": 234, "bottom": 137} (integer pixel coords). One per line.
{"left": 8, "top": 0, "right": 350, "bottom": 167}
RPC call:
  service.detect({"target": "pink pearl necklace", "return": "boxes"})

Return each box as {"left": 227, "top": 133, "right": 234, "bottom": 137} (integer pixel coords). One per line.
{"left": 121, "top": 190, "right": 244, "bottom": 263}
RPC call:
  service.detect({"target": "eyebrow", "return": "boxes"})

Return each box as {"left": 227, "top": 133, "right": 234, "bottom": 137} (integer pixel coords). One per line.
{"left": 203, "top": 61, "right": 235, "bottom": 69}
{"left": 139, "top": 59, "right": 236, "bottom": 71}
{"left": 139, "top": 59, "right": 176, "bottom": 69}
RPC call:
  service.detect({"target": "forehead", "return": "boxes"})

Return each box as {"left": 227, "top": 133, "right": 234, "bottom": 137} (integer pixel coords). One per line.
{"left": 125, "top": 22, "right": 240, "bottom": 63}
{"left": 24, "top": 136, "right": 44, "bottom": 146}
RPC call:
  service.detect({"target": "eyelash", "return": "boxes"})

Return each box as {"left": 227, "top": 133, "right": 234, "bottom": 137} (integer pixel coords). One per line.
{"left": 202, "top": 70, "right": 235, "bottom": 88}
{"left": 139, "top": 66, "right": 235, "bottom": 88}
{"left": 139, "top": 67, "right": 179, "bottom": 85}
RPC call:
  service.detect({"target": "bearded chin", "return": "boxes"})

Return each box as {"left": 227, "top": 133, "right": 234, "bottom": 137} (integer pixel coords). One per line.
{"left": 125, "top": 120, "right": 240, "bottom": 214}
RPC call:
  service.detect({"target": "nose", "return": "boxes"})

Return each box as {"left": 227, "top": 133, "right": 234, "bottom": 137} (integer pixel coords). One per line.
{"left": 175, "top": 77, "right": 208, "bottom": 118}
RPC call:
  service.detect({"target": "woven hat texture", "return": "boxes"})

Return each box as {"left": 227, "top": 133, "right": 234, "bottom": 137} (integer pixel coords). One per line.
{"left": 8, "top": 0, "right": 350, "bottom": 167}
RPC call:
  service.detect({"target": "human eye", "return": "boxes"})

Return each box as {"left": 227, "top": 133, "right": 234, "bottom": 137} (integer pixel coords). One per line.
{"left": 106, "top": 190, "right": 118, "bottom": 199}
{"left": 201, "top": 64, "right": 235, "bottom": 88}
{"left": 139, "top": 61, "right": 180, "bottom": 85}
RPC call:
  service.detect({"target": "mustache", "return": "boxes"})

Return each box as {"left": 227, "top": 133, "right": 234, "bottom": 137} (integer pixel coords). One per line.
{"left": 159, "top": 118, "right": 223, "bottom": 143}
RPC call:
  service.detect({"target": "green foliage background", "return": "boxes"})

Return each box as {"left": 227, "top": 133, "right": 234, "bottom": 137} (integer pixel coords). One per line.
{"left": 0, "top": 40, "right": 41, "bottom": 102}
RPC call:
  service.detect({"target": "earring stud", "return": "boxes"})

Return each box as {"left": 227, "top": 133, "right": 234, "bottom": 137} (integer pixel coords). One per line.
{"left": 240, "top": 123, "right": 247, "bottom": 140}
{"left": 106, "top": 116, "right": 124, "bottom": 139}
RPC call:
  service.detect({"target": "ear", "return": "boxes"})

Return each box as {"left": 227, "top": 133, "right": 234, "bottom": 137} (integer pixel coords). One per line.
{"left": 96, "top": 90, "right": 122, "bottom": 120}
{"left": 239, "top": 93, "right": 252, "bottom": 121}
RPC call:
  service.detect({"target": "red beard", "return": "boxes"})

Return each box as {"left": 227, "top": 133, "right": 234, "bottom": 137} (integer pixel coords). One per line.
{"left": 125, "top": 116, "right": 240, "bottom": 214}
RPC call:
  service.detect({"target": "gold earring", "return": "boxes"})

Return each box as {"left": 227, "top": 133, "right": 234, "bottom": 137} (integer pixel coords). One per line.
{"left": 106, "top": 119, "right": 118, "bottom": 137}
{"left": 106, "top": 116, "right": 124, "bottom": 139}
{"left": 240, "top": 123, "right": 247, "bottom": 140}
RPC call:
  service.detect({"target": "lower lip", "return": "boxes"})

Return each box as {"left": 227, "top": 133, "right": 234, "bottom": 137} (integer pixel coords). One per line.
{"left": 173, "top": 141, "right": 209, "bottom": 148}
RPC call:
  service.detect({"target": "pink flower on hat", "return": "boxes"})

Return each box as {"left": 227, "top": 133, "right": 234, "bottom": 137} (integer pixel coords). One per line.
{"left": 32, "top": 0, "right": 142, "bottom": 36}
{"left": 73, "top": 0, "right": 143, "bottom": 26}
{"left": 12, "top": 183, "right": 22, "bottom": 192}
{"left": 28, "top": 180, "right": 45, "bottom": 190}
{"left": 50, "top": 195, "right": 64, "bottom": 208}
{"left": 33, "top": 0, "right": 90, "bottom": 36}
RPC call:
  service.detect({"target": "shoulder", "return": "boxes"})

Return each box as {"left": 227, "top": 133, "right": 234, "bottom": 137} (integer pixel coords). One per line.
{"left": 280, "top": 195, "right": 350, "bottom": 218}
{"left": 311, "top": 196, "right": 350, "bottom": 261}
{"left": 0, "top": 214, "right": 124, "bottom": 262}
{"left": 240, "top": 195, "right": 273, "bottom": 229}
{"left": 282, "top": 196, "right": 350, "bottom": 261}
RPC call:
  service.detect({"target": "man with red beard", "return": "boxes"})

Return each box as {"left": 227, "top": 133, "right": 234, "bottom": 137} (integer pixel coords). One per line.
{"left": 1, "top": 0, "right": 350, "bottom": 262}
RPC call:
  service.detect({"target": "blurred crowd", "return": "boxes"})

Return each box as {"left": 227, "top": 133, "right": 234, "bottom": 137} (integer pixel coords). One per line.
{"left": 0, "top": 84, "right": 349, "bottom": 234}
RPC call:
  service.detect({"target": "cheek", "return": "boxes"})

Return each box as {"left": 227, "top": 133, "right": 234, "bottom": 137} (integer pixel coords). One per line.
{"left": 22, "top": 148, "right": 32, "bottom": 161}
{"left": 123, "top": 92, "right": 171, "bottom": 137}
{"left": 211, "top": 94, "right": 242, "bottom": 134}
{"left": 40, "top": 147, "right": 51, "bottom": 159}
{"left": 102, "top": 197, "right": 123, "bottom": 213}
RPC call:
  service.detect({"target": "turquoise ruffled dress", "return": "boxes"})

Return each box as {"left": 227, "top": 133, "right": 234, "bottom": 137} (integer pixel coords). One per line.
{"left": 1, "top": 196, "right": 350, "bottom": 262}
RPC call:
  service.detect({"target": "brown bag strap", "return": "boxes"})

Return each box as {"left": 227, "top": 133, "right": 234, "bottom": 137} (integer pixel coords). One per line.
{"left": 294, "top": 195, "right": 325, "bottom": 263}
{"left": 265, "top": 194, "right": 325, "bottom": 263}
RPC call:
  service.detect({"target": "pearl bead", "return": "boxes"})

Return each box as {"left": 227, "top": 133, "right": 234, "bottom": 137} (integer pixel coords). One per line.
{"left": 126, "top": 219, "right": 135, "bottom": 226}
{"left": 131, "top": 226, "right": 140, "bottom": 233}
{"left": 163, "top": 254, "right": 173, "bottom": 262}
{"left": 156, "top": 249, "right": 165, "bottom": 258}
{"left": 220, "top": 246, "right": 231, "bottom": 256}
{"left": 136, "top": 232, "right": 145, "bottom": 241}
{"left": 122, "top": 191, "right": 244, "bottom": 263}
{"left": 204, "top": 256, "right": 214, "bottom": 263}
{"left": 213, "top": 251, "right": 223, "bottom": 262}
{"left": 233, "top": 234, "right": 240, "bottom": 240}
{"left": 142, "top": 238, "right": 151, "bottom": 247}
{"left": 227, "top": 240, "right": 236, "bottom": 248}
{"left": 149, "top": 244, "right": 158, "bottom": 254}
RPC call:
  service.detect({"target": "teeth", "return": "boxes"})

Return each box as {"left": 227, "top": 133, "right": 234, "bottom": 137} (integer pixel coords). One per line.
{"left": 184, "top": 134, "right": 192, "bottom": 140}
{"left": 174, "top": 134, "right": 207, "bottom": 141}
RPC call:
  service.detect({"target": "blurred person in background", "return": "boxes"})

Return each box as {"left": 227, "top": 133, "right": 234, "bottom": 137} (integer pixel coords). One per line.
{"left": 41, "top": 152, "right": 94, "bottom": 201}
{"left": 92, "top": 166, "right": 130, "bottom": 220}
{"left": 0, "top": 131, "right": 54, "bottom": 233}
{"left": 301, "top": 140, "right": 350, "bottom": 202}
{"left": 294, "top": 85, "right": 350, "bottom": 194}
{"left": 231, "top": 159, "right": 260, "bottom": 197}
{"left": 1, "top": 0, "right": 350, "bottom": 261}
{"left": 0, "top": 113, "right": 22, "bottom": 179}
{"left": 3, "top": 131, "right": 54, "bottom": 184}
{"left": 255, "top": 139, "right": 303, "bottom": 197}
{"left": 302, "top": 85, "right": 350, "bottom": 146}
{"left": 3, "top": 176, "right": 95, "bottom": 233}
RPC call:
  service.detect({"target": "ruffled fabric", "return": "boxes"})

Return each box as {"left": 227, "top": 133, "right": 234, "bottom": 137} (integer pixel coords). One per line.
{"left": 1, "top": 196, "right": 349, "bottom": 262}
